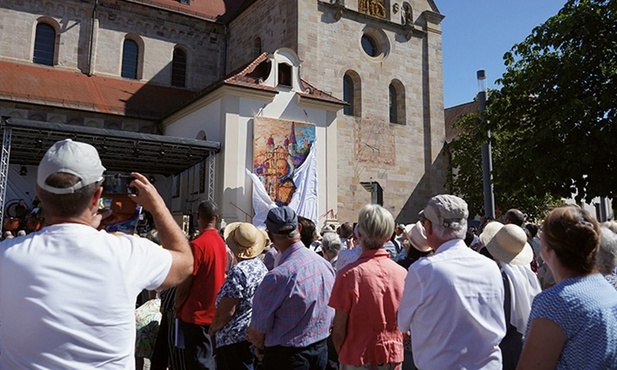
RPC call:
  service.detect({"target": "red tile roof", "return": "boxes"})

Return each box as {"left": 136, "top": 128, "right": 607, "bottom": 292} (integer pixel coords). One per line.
{"left": 168, "top": 52, "right": 346, "bottom": 115}
{"left": 0, "top": 60, "right": 197, "bottom": 119}
{"left": 222, "top": 52, "right": 346, "bottom": 105}
{"left": 127, "top": 0, "right": 254, "bottom": 22}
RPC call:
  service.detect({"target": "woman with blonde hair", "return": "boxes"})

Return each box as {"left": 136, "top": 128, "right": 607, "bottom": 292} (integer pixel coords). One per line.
{"left": 517, "top": 206, "right": 617, "bottom": 369}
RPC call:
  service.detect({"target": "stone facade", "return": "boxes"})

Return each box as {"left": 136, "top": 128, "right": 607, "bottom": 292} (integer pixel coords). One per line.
{"left": 226, "top": 0, "right": 447, "bottom": 223}
{"left": 226, "top": 0, "right": 298, "bottom": 72}
{"left": 0, "top": 0, "right": 447, "bottom": 225}
{"left": 0, "top": 0, "right": 223, "bottom": 88}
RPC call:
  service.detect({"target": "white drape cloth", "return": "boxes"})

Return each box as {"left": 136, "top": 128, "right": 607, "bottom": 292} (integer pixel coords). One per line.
{"left": 247, "top": 144, "right": 318, "bottom": 228}
{"left": 245, "top": 169, "right": 276, "bottom": 229}
{"left": 501, "top": 263, "right": 542, "bottom": 335}
{"left": 288, "top": 144, "right": 318, "bottom": 225}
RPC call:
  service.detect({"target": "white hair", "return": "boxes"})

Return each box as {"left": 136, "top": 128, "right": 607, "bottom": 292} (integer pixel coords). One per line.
{"left": 357, "top": 204, "right": 395, "bottom": 250}
{"left": 321, "top": 232, "right": 342, "bottom": 255}
{"left": 597, "top": 227, "right": 617, "bottom": 273}
{"left": 432, "top": 218, "right": 468, "bottom": 242}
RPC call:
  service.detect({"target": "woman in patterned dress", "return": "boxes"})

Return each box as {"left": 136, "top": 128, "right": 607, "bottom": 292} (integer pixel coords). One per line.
{"left": 517, "top": 206, "right": 617, "bottom": 369}
{"left": 209, "top": 222, "right": 269, "bottom": 370}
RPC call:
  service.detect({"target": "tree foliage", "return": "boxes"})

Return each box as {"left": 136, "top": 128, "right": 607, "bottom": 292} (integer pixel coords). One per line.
{"left": 491, "top": 0, "right": 617, "bottom": 205}
{"left": 449, "top": 0, "right": 616, "bottom": 218}
{"left": 447, "top": 109, "right": 560, "bottom": 221}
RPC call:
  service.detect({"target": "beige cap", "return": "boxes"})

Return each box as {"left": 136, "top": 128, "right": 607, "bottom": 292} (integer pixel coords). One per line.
{"left": 420, "top": 194, "right": 468, "bottom": 229}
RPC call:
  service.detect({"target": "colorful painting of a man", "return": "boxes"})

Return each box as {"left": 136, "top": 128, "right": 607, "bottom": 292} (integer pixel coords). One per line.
{"left": 253, "top": 117, "right": 315, "bottom": 205}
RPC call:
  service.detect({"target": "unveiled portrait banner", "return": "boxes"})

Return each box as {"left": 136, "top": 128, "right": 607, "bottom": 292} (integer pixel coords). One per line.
{"left": 253, "top": 117, "right": 315, "bottom": 206}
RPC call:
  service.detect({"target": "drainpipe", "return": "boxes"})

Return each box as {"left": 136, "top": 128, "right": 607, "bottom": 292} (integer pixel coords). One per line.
{"left": 87, "top": 0, "right": 98, "bottom": 76}
{"left": 223, "top": 24, "right": 229, "bottom": 75}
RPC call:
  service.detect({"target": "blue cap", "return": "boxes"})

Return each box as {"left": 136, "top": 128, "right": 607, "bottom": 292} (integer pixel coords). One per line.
{"left": 265, "top": 206, "right": 298, "bottom": 234}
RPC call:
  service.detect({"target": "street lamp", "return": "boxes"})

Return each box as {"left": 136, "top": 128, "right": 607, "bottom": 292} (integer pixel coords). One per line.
{"left": 478, "top": 70, "right": 495, "bottom": 219}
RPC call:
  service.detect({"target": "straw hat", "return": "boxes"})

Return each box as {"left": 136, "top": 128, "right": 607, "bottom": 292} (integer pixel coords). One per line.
{"left": 224, "top": 222, "right": 268, "bottom": 260}
{"left": 479, "top": 221, "right": 504, "bottom": 247}
{"left": 486, "top": 224, "right": 534, "bottom": 265}
{"left": 405, "top": 221, "right": 431, "bottom": 252}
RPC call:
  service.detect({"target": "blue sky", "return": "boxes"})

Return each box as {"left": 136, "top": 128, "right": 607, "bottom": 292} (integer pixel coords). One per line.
{"left": 438, "top": 1, "right": 568, "bottom": 108}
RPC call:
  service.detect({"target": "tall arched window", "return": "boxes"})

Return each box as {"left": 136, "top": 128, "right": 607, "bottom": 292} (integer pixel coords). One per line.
{"left": 343, "top": 71, "right": 362, "bottom": 116}
{"left": 253, "top": 37, "right": 262, "bottom": 57}
{"left": 343, "top": 75, "right": 354, "bottom": 116}
{"left": 389, "top": 84, "right": 398, "bottom": 123}
{"left": 33, "top": 23, "right": 56, "bottom": 66}
{"left": 171, "top": 47, "right": 187, "bottom": 87}
{"left": 389, "top": 80, "right": 406, "bottom": 124}
{"left": 121, "top": 39, "right": 139, "bottom": 79}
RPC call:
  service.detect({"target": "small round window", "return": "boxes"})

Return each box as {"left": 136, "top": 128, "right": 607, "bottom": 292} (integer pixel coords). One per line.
{"left": 361, "top": 34, "right": 379, "bottom": 57}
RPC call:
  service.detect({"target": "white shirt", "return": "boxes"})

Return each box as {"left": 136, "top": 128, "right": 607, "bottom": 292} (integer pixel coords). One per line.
{"left": 398, "top": 239, "right": 506, "bottom": 370}
{"left": 0, "top": 224, "right": 172, "bottom": 369}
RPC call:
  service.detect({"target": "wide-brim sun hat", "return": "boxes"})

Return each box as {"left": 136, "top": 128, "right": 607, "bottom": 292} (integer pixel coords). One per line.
{"left": 406, "top": 221, "right": 431, "bottom": 252}
{"left": 486, "top": 224, "right": 534, "bottom": 265}
{"left": 479, "top": 221, "right": 504, "bottom": 248}
{"left": 224, "top": 222, "right": 268, "bottom": 259}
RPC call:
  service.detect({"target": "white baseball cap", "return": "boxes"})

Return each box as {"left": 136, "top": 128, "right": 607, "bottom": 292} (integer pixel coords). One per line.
{"left": 37, "top": 139, "right": 106, "bottom": 194}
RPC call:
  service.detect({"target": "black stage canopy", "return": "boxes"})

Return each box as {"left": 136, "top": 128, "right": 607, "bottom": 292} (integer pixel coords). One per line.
{"left": 1, "top": 117, "right": 220, "bottom": 176}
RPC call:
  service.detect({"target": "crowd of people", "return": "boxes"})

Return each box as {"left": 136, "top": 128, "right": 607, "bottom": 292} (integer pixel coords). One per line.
{"left": 0, "top": 139, "right": 616, "bottom": 370}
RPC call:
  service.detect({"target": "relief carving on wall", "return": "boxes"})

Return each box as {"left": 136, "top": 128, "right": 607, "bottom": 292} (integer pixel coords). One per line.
{"left": 358, "top": 0, "right": 387, "bottom": 19}
{"left": 354, "top": 118, "right": 395, "bottom": 165}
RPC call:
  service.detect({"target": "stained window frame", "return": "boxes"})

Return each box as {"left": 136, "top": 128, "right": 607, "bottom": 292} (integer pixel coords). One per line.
{"left": 33, "top": 22, "right": 57, "bottom": 66}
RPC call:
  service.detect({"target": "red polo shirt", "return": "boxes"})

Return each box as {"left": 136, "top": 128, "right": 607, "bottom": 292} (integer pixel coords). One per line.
{"left": 329, "top": 248, "right": 407, "bottom": 366}
{"left": 178, "top": 228, "right": 227, "bottom": 325}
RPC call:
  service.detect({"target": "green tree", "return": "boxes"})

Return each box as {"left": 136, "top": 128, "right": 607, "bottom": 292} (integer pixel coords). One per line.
{"left": 447, "top": 108, "right": 559, "bottom": 221}
{"left": 489, "top": 0, "right": 617, "bottom": 206}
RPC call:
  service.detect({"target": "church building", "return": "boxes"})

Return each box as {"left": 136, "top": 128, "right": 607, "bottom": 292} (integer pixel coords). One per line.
{"left": 0, "top": 0, "right": 447, "bottom": 228}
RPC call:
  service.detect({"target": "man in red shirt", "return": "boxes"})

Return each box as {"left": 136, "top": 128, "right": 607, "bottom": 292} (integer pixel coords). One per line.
{"left": 175, "top": 200, "right": 227, "bottom": 370}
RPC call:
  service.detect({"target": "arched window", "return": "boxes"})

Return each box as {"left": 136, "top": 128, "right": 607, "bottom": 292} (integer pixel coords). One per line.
{"left": 343, "top": 71, "right": 362, "bottom": 116}
{"left": 121, "top": 39, "right": 139, "bottom": 79}
{"left": 389, "top": 80, "right": 406, "bottom": 124}
{"left": 389, "top": 84, "right": 398, "bottom": 123}
{"left": 171, "top": 47, "right": 187, "bottom": 87}
{"left": 253, "top": 37, "right": 262, "bottom": 57}
{"left": 278, "top": 63, "right": 292, "bottom": 87}
{"left": 33, "top": 23, "right": 56, "bottom": 66}
{"left": 343, "top": 75, "right": 354, "bottom": 116}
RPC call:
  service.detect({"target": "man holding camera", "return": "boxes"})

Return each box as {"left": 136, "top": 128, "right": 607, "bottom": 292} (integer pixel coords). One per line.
{"left": 0, "top": 139, "right": 193, "bottom": 368}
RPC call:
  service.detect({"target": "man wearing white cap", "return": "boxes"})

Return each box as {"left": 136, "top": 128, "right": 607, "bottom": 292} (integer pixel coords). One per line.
{"left": 0, "top": 139, "right": 193, "bottom": 369}
{"left": 397, "top": 194, "right": 506, "bottom": 369}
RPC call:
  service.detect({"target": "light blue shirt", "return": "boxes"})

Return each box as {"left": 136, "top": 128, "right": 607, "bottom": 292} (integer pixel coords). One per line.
{"left": 527, "top": 274, "right": 617, "bottom": 369}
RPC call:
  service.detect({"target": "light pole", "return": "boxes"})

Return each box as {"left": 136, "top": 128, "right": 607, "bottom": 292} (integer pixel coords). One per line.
{"left": 478, "top": 70, "right": 495, "bottom": 219}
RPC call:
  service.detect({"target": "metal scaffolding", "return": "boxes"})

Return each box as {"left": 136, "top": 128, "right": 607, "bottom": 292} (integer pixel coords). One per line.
{"left": 0, "top": 117, "right": 221, "bottom": 229}
{"left": 207, "top": 151, "right": 216, "bottom": 201}
{"left": 0, "top": 126, "right": 12, "bottom": 227}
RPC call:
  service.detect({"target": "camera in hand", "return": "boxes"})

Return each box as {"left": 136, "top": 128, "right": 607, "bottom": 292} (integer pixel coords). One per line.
{"left": 128, "top": 176, "right": 139, "bottom": 195}
{"left": 103, "top": 174, "right": 138, "bottom": 195}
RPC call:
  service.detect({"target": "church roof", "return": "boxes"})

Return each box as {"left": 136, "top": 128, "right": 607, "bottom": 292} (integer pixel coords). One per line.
{"left": 167, "top": 52, "right": 346, "bottom": 115}
{"left": 0, "top": 60, "right": 196, "bottom": 120}
{"left": 127, "top": 0, "right": 255, "bottom": 23}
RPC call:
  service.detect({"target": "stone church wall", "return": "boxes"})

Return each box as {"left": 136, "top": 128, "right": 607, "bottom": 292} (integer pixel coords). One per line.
{"left": 0, "top": 0, "right": 224, "bottom": 90}
{"left": 296, "top": 0, "right": 447, "bottom": 223}
{"left": 226, "top": 0, "right": 298, "bottom": 72}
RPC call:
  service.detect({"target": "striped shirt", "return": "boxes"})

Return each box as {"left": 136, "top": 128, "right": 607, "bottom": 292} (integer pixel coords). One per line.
{"left": 250, "top": 241, "right": 335, "bottom": 347}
